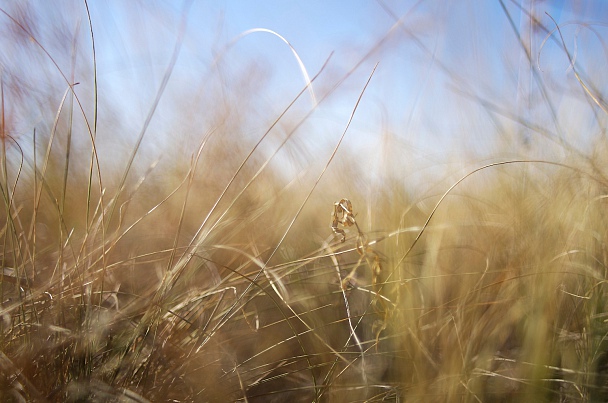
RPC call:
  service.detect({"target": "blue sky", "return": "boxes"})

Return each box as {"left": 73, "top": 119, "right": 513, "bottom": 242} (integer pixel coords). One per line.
{"left": 1, "top": 1, "right": 607, "bottom": 189}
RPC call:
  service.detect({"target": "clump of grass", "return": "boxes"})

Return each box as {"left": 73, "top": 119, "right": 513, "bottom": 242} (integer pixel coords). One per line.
{"left": 0, "top": 2, "right": 608, "bottom": 402}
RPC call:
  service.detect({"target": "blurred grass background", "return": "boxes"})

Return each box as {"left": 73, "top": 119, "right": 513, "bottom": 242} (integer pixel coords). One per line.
{"left": 0, "top": 1, "right": 608, "bottom": 401}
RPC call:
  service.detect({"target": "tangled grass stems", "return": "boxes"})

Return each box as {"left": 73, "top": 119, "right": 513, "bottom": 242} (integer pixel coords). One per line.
{"left": 1, "top": 2, "right": 608, "bottom": 402}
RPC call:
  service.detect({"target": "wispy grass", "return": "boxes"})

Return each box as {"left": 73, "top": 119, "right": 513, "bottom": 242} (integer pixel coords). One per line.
{"left": 0, "top": 2, "right": 607, "bottom": 402}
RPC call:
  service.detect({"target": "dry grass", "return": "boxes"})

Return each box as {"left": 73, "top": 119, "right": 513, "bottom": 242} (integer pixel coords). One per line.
{"left": 0, "top": 2, "right": 607, "bottom": 402}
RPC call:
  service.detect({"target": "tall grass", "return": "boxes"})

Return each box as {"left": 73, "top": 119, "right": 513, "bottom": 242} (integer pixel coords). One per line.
{"left": 0, "top": 1, "right": 607, "bottom": 402}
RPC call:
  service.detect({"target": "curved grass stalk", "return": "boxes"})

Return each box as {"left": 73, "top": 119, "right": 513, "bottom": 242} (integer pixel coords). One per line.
{"left": 225, "top": 27, "right": 317, "bottom": 106}
{"left": 544, "top": 14, "right": 608, "bottom": 116}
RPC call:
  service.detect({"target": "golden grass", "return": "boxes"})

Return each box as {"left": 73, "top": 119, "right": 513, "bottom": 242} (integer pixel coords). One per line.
{"left": 0, "top": 2, "right": 607, "bottom": 402}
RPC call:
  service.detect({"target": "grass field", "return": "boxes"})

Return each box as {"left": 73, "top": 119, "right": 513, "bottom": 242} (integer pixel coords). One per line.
{"left": 0, "top": 2, "right": 607, "bottom": 402}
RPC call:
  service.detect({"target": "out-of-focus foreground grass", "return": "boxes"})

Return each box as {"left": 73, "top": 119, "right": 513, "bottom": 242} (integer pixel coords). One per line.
{"left": 1, "top": 2, "right": 608, "bottom": 402}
